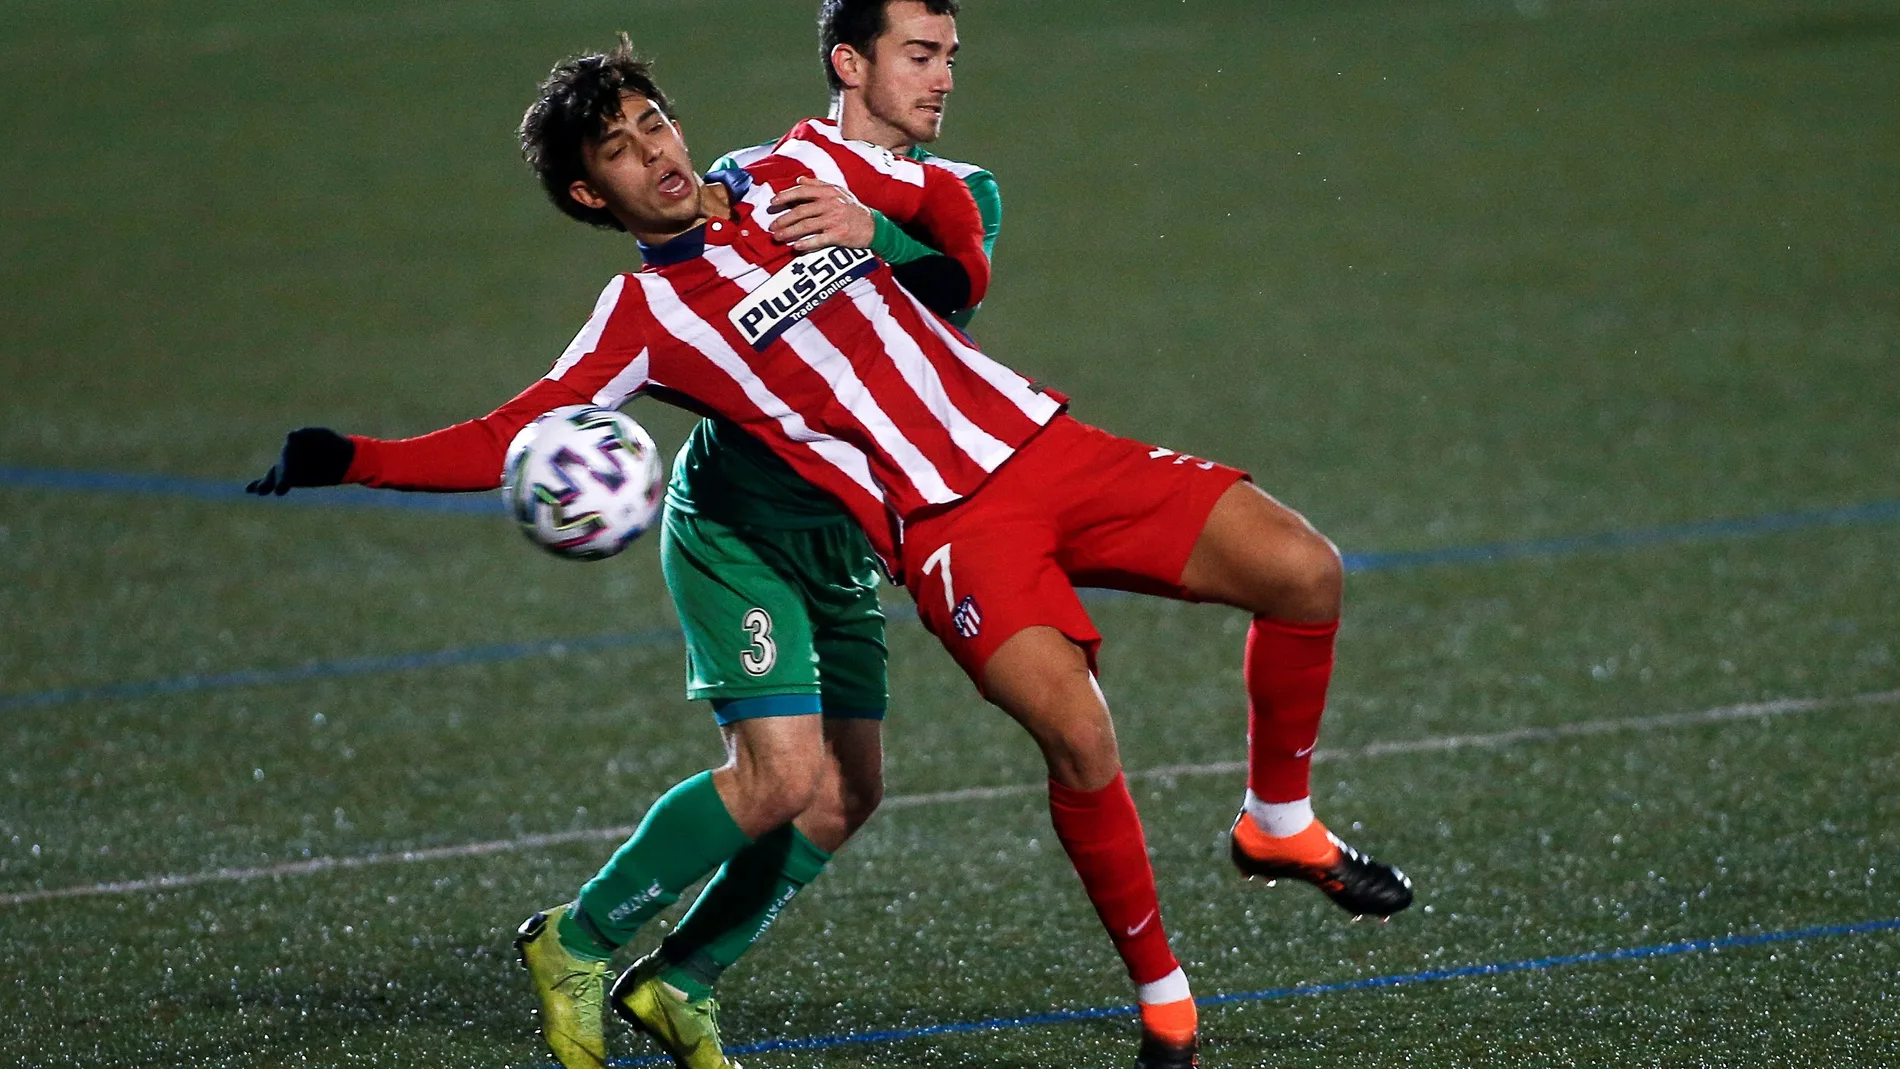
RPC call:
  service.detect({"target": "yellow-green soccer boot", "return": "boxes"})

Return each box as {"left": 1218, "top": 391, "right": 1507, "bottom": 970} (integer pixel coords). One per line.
{"left": 514, "top": 904, "right": 612, "bottom": 1069}
{"left": 611, "top": 952, "right": 743, "bottom": 1069}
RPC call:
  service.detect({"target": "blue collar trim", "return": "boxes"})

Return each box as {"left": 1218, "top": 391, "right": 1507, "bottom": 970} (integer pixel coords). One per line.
{"left": 635, "top": 169, "right": 753, "bottom": 266}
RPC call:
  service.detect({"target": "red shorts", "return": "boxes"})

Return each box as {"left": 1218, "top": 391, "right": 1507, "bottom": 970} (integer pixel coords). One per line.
{"left": 899, "top": 414, "right": 1247, "bottom": 684}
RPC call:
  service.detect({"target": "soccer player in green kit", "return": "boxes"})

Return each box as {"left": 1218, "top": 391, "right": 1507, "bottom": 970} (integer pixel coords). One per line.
{"left": 518, "top": 4, "right": 993, "bottom": 1066}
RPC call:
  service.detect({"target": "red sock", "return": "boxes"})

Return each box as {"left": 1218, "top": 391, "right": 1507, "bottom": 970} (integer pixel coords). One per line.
{"left": 1047, "top": 772, "right": 1180, "bottom": 987}
{"left": 1245, "top": 617, "right": 1338, "bottom": 803}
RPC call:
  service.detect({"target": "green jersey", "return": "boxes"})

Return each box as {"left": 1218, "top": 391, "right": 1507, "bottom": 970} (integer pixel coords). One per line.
{"left": 664, "top": 140, "right": 1003, "bottom": 531}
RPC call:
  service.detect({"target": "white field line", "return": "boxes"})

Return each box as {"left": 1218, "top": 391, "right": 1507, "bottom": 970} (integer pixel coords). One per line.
{"left": 5, "top": 688, "right": 1895, "bottom": 909}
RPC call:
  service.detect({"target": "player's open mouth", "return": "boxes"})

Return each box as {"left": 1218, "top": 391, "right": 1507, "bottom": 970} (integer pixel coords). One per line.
{"left": 656, "top": 170, "right": 690, "bottom": 199}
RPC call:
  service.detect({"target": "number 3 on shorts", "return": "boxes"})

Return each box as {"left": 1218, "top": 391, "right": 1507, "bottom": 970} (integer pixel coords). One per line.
{"left": 740, "top": 607, "right": 776, "bottom": 676}
{"left": 921, "top": 543, "right": 954, "bottom": 616}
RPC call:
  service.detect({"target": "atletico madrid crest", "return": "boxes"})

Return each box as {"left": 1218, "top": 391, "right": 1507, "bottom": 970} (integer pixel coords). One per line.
{"left": 952, "top": 594, "right": 983, "bottom": 639}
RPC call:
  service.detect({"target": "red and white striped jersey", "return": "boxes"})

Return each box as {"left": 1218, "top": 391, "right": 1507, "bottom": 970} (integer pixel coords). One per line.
{"left": 347, "top": 118, "right": 1064, "bottom": 574}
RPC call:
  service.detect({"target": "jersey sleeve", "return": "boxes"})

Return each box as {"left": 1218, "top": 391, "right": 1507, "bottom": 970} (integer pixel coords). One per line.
{"left": 344, "top": 276, "right": 652, "bottom": 491}
{"left": 942, "top": 168, "right": 1002, "bottom": 329}
{"left": 765, "top": 121, "right": 990, "bottom": 306}
{"left": 964, "top": 169, "right": 1003, "bottom": 261}
{"left": 894, "top": 163, "right": 989, "bottom": 307}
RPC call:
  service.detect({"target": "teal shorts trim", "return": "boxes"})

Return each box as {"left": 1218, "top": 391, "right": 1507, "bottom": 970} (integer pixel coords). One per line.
{"left": 712, "top": 694, "right": 823, "bottom": 725}
{"left": 710, "top": 695, "right": 888, "bottom": 725}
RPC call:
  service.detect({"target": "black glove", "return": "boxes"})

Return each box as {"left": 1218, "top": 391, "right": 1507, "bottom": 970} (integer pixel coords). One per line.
{"left": 246, "top": 427, "right": 356, "bottom": 496}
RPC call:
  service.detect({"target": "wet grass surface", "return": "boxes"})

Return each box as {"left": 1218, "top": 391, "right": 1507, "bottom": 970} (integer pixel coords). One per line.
{"left": 4, "top": 0, "right": 1898, "bottom": 1064}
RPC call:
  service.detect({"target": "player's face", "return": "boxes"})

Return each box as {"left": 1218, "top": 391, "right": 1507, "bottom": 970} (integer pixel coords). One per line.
{"left": 572, "top": 93, "right": 703, "bottom": 239}
{"left": 861, "top": 2, "right": 958, "bottom": 145}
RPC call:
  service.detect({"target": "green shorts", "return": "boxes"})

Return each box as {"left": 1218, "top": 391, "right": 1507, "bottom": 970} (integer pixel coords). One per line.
{"left": 660, "top": 508, "right": 888, "bottom": 724}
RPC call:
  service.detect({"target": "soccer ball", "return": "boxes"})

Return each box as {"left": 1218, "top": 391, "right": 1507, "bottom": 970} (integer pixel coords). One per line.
{"left": 500, "top": 405, "right": 665, "bottom": 560}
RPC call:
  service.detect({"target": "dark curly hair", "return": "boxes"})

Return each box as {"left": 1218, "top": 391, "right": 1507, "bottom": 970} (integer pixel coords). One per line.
{"left": 519, "top": 34, "right": 674, "bottom": 232}
{"left": 818, "top": 0, "right": 961, "bottom": 95}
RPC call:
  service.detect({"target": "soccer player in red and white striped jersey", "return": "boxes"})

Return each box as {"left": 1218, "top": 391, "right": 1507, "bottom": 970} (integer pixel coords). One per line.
{"left": 249, "top": 41, "right": 1413, "bottom": 1068}
{"left": 344, "top": 116, "right": 1030, "bottom": 576}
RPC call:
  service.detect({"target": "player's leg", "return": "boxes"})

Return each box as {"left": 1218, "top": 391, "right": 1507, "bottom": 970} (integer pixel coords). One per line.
{"left": 649, "top": 534, "right": 889, "bottom": 1001}
{"left": 980, "top": 627, "right": 1198, "bottom": 1064}
{"left": 649, "top": 718, "right": 880, "bottom": 997}
{"left": 1177, "top": 481, "right": 1412, "bottom": 916}
{"left": 560, "top": 710, "right": 826, "bottom": 954}
{"left": 566, "top": 509, "right": 831, "bottom": 947}
{"left": 905, "top": 491, "right": 1198, "bottom": 1066}
{"left": 603, "top": 711, "right": 826, "bottom": 1069}
{"left": 522, "top": 715, "right": 821, "bottom": 1069}
{"left": 516, "top": 717, "right": 785, "bottom": 1069}
{"left": 1040, "top": 420, "right": 1408, "bottom": 919}
{"left": 609, "top": 521, "right": 885, "bottom": 1069}
{"left": 516, "top": 510, "right": 823, "bottom": 1069}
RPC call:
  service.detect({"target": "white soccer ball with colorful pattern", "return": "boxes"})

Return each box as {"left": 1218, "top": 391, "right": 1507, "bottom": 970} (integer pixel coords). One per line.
{"left": 501, "top": 406, "right": 664, "bottom": 560}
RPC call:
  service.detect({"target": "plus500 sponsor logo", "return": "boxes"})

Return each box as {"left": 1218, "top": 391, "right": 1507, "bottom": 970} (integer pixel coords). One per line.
{"left": 729, "top": 247, "right": 877, "bottom": 350}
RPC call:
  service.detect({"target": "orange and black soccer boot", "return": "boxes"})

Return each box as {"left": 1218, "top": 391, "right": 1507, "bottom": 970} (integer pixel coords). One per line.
{"left": 1230, "top": 812, "right": 1414, "bottom": 918}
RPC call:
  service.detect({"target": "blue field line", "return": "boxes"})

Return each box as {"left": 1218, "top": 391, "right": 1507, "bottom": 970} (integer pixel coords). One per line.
{"left": 1339, "top": 498, "right": 1900, "bottom": 572}
{"left": 6, "top": 492, "right": 1900, "bottom": 714}
{"left": 581, "top": 917, "right": 1900, "bottom": 1066}
{"left": 0, "top": 465, "right": 496, "bottom": 514}
{"left": 6, "top": 464, "right": 1900, "bottom": 548}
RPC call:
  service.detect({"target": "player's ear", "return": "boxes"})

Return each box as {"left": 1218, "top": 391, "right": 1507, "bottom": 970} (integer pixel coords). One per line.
{"left": 831, "top": 43, "right": 866, "bottom": 90}
{"left": 568, "top": 179, "right": 609, "bottom": 212}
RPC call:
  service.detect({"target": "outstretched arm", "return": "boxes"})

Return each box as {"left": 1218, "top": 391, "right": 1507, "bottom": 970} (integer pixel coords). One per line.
{"left": 245, "top": 377, "right": 592, "bottom": 496}
{"left": 245, "top": 276, "right": 650, "bottom": 496}
{"left": 346, "top": 377, "right": 593, "bottom": 491}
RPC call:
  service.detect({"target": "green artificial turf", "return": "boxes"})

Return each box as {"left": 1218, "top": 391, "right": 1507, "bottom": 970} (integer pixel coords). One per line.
{"left": 3, "top": 0, "right": 1897, "bottom": 1065}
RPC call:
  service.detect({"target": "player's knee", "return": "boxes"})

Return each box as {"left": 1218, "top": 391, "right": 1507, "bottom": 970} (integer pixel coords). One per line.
{"left": 812, "top": 784, "right": 881, "bottom": 844}
{"left": 839, "top": 773, "right": 883, "bottom": 832}
{"left": 1037, "top": 716, "right": 1121, "bottom": 790}
{"left": 791, "top": 763, "right": 879, "bottom": 848}
{"left": 742, "top": 756, "right": 825, "bottom": 828}
{"left": 1240, "top": 523, "right": 1342, "bottom": 620}
{"left": 1013, "top": 686, "right": 1120, "bottom": 786}
{"left": 983, "top": 629, "right": 1121, "bottom": 786}
{"left": 1284, "top": 529, "right": 1343, "bottom": 618}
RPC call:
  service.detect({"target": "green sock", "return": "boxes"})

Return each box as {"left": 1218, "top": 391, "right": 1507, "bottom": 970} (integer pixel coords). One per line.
{"left": 559, "top": 770, "right": 751, "bottom": 960}
{"left": 656, "top": 825, "right": 832, "bottom": 999}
